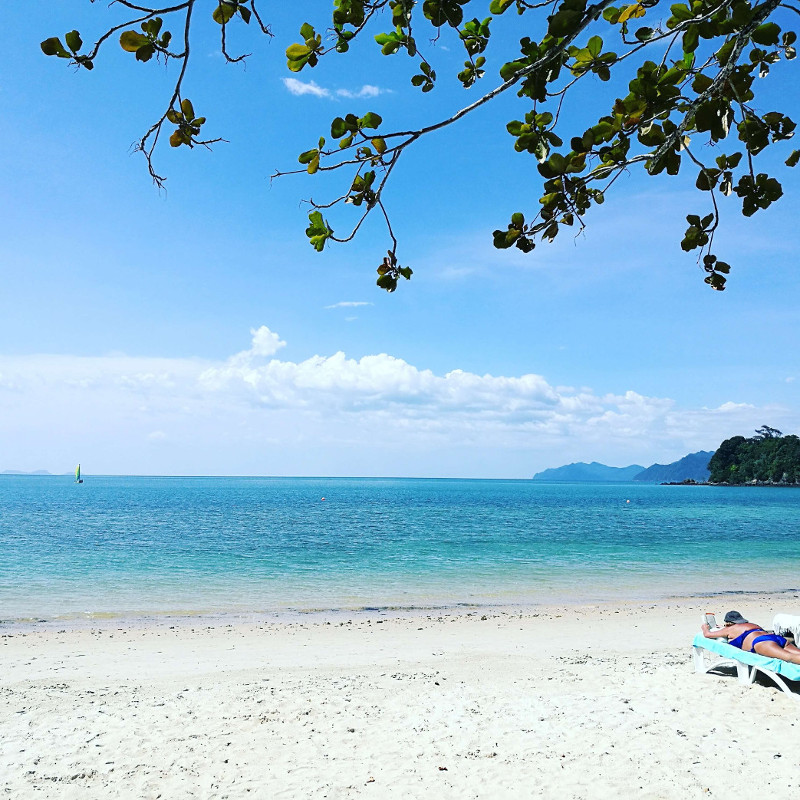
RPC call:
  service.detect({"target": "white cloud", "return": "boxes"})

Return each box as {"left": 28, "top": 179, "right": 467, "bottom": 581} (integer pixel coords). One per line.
{"left": 336, "top": 85, "right": 387, "bottom": 99}
{"left": 249, "top": 326, "right": 286, "bottom": 357}
{"left": 325, "top": 301, "right": 373, "bottom": 309}
{"left": 282, "top": 79, "right": 390, "bottom": 101}
{"left": 225, "top": 326, "right": 286, "bottom": 368}
{"left": 281, "top": 78, "right": 331, "bottom": 98}
{"left": 0, "top": 327, "right": 794, "bottom": 477}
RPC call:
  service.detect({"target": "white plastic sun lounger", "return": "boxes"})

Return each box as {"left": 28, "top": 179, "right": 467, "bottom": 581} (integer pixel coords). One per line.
{"left": 692, "top": 632, "right": 800, "bottom": 699}
{"left": 772, "top": 613, "right": 800, "bottom": 642}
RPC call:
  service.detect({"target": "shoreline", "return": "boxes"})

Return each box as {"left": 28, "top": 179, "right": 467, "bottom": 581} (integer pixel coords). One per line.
{"left": 4, "top": 585, "right": 800, "bottom": 632}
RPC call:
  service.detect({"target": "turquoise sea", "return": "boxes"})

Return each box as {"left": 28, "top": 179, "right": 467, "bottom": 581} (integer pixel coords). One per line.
{"left": 1, "top": 476, "right": 798, "bottom": 622}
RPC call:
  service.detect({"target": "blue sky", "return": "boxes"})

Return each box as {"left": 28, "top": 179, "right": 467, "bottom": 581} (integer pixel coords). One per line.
{"left": 1, "top": 1, "right": 798, "bottom": 476}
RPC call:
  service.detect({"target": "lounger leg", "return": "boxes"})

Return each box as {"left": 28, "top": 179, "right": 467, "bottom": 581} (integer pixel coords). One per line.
{"left": 693, "top": 647, "right": 705, "bottom": 673}
{"left": 735, "top": 662, "right": 751, "bottom": 684}
{"left": 757, "top": 669, "right": 800, "bottom": 700}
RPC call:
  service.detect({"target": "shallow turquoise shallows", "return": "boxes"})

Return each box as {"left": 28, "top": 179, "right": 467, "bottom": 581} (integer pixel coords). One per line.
{"left": 1, "top": 476, "right": 798, "bottom": 621}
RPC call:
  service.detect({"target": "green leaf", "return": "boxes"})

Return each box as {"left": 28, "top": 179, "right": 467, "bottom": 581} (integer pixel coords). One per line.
{"left": 489, "top": 0, "right": 514, "bottom": 13}
{"left": 286, "top": 43, "right": 311, "bottom": 59}
{"left": 682, "top": 26, "right": 699, "bottom": 53}
{"left": 213, "top": 2, "right": 237, "bottom": 24}
{"left": 669, "top": 3, "right": 693, "bottom": 22}
{"left": 306, "top": 210, "right": 333, "bottom": 251}
{"left": 331, "top": 117, "right": 348, "bottom": 138}
{"left": 751, "top": 22, "right": 780, "bottom": 46}
{"left": 360, "top": 112, "right": 383, "bottom": 129}
{"left": 515, "top": 237, "right": 535, "bottom": 253}
{"left": 120, "top": 31, "right": 149, "bottom": 52}
{"left": 786, "top": 149, "right": 800, "bottom": 167}
{"left": 136, "top": 43, "right": 155, "bottom": 62}
{"left": 586, "top": 36, "right": 603, "bottom": 57}
{"left": 298, "top": 148, "right": 318, "bottom": 165}
{"left": 142, "top": 17, "right": 161, "bottom": 36}
{"left": 65, "top": 30, "right": 82, "bottom": 53}
{"left": 692, "top": 73, "right": 713, "bottom": 93}
{"left": 40, "top": 37, "right": 69, "bottom": 58}
{"left": 549, "top": 9, "right": 582, "bottom": 37}
{"left": 716, "top": 39, "right": 735, "bottom": 65}
{"left": 376, "top": 274, "right": 397, "bottom": 291}
{"left": 286, "top": 43, "right": 314, "bottom": 72}
{"left": 696, "top": 169, "right": 716, "bottom": 191}
{"left": 181, "top": 99, "right": 195, "bottom": 120}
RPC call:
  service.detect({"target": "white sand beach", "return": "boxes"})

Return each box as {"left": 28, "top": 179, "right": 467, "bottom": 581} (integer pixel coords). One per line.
{"left": 2, "top": 592, "right": 798, "bottom": 799}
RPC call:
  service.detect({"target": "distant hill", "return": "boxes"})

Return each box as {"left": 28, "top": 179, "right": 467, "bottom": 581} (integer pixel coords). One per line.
{"left": 532, "top": 462, "right": 645, "bottom": 482}
{"left": 1, "top": 469, "right": 53, "bottom": 475}
{"left": 633, "top": 451, "right": 715, "bottom": 483}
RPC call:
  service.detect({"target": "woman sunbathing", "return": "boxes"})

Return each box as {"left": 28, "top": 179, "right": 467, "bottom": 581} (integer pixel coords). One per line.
{"left": 701, "top": 610, "right": 800, "bottom": 664}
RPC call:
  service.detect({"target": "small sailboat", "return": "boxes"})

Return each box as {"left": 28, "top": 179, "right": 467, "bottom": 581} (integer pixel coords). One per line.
{"left": 75, "top": 464, "right": 84, "bottom": 484}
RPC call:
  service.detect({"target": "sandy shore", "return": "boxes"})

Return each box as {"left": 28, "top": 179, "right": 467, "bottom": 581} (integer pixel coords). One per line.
{"left": 2, "top": 592, "right": 799, "bottom": 799}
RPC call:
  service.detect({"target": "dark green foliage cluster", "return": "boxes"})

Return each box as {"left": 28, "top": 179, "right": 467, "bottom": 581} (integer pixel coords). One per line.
{"left": 285, "top": 0, "right": 799, "bottom": 291}
{"left": 40, "top": 0, "right": 799, "bottom": 291}
{"left": 40, "top": 1, "right": 271, "bottom": 186}
{"left": 41, "top": 30, "right": 94, "bottom": 70}
{"left": 119, "top": 17, "right": 173, "bottom": 62}
{"left": 708, "top": 426, "right": 800, "bottom": 483}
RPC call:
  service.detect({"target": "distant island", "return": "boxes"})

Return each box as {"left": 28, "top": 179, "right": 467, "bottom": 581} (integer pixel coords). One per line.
{"left": 533, "top": 451, "right": 714, "bottom": 483}
{"left": 534, "top": 426, "right": 800, "bottom": 486}
{"left": 631, "top": 451, "right": 715, "bottom": 483}
{"left": 708, "top": 426, "right": 800, "bottom": 484}
{"left": 1, "top": 469, "right": 53, "bottom": 475}
{"left": 532, "top": 462, "right": 645, "bottom": 482}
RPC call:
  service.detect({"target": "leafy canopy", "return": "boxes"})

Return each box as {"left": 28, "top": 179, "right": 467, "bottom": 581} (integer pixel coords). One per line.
{"left": 42, "top": 0, "right": 799, "bottom": 291}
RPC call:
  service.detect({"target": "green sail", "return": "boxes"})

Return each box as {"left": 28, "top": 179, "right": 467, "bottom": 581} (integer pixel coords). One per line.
{"left": 75, "top": 464, "right": 81, "bottom": 482}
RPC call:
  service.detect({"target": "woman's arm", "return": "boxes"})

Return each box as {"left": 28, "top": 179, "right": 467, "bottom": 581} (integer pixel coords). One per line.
{"left": 701, "top": 623, "right": 729, "bottom": 640}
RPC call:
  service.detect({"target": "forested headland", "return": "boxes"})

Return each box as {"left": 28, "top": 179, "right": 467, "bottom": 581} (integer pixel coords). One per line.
{"left": 708, "top": 426, "right": 800, "bottom": 484}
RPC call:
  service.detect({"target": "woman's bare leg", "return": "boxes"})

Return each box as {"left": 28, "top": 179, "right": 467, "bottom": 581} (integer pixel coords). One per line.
{"left": 753, "top": 640, "right": 800, "bottom": 664}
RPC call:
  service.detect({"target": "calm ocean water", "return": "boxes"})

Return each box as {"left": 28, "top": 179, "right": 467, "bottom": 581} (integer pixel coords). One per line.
{"left": 1, "top": 476, "right": 798, "bottom": 621}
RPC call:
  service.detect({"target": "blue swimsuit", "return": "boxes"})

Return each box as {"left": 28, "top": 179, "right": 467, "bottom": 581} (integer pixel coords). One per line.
{"left": 728, "top": 628, "right": 788, "bottom": 652}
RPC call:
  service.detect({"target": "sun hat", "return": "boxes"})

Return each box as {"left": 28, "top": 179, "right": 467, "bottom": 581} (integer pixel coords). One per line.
{"left": 724, "top": 610, "right": 749, "bottom": 624}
